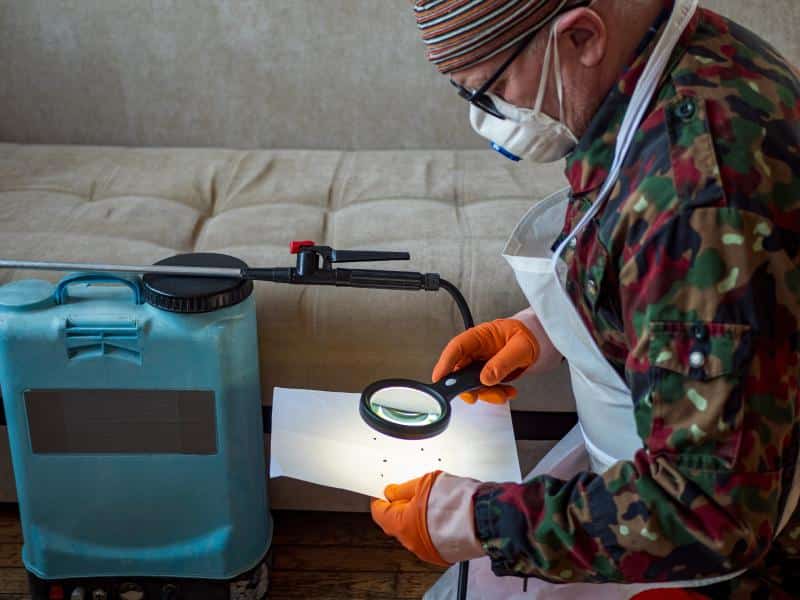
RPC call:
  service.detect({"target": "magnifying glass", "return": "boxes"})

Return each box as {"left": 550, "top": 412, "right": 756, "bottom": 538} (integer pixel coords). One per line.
{"left": 359, "top": 362, "right": 487, "bottom": 440}
{"left": 360, "top": 361, "right": 488, "bottom": 600}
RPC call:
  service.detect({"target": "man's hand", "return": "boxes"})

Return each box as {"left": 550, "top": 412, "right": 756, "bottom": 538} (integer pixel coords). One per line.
{"left": 370, "top": 471, "right": 449, "bottom": 566}
{"left": 432, "top": 318, "right": 539, "bottom": 404}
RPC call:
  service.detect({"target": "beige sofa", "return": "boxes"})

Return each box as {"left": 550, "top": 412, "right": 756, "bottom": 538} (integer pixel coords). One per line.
{"left": 0, "top": 1, "right": 797, "bottom": 511}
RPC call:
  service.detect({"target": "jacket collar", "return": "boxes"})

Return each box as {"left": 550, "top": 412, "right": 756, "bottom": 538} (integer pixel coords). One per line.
{"left": 564, "top": 0, "right": 698, "bottom": 195}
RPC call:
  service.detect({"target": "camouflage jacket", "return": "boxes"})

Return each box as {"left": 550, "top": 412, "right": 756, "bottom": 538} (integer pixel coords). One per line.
{"left": 473, "top": 5, "right": 800, "bottom": 598}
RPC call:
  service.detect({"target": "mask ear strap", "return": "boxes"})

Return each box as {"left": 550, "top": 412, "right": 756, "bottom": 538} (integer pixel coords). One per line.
{"left": 533, "top": 24, "right": 554, "bottom": 113}
{"left": 552, "top": 22, "right": 566, "bottom": 123}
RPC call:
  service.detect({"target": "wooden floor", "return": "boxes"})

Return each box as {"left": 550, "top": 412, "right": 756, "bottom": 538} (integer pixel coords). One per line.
{"left": 0, "top": 504, "right": 445, "bottom": 600}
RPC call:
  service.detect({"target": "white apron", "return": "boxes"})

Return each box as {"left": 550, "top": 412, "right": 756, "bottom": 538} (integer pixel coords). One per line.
{"left": 427, "top": 0, "right": 799, "bottom": 596}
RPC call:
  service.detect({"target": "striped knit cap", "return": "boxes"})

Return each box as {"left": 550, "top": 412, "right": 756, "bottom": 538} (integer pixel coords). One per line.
{"left": 414, "top": 0, "right": 574, "bottom": 74}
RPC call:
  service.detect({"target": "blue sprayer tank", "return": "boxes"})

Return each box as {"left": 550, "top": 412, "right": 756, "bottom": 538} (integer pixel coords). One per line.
{"left": 0, "top": 253, "right": 272, "bottom": 600}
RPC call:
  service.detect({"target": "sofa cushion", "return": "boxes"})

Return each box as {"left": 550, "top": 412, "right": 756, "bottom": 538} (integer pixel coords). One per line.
{"left": 0, "top": 143, "right": 574, "bottom": 415}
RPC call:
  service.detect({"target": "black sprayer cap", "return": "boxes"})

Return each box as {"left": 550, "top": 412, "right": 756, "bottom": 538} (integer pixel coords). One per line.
{"left": 142, "top": 253, "right": 253, "bottom": 313}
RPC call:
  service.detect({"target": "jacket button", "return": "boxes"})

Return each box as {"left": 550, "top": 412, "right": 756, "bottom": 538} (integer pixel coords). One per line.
{"left": 692, "top": 323, "right": 708, "bottom": 341}
{"left": 689, "top": 351, "right": 706, "bottom": 369}
{"left": 675, "top": 98, "right": 696, "bottom": 120}
{"left": 585, "top": 278, "right": 598, "bottom": 296}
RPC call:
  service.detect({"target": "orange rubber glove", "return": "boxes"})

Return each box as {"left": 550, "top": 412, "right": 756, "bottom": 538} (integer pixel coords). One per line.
{"left": 432, "top": 318, "right": 539, "bottom": 404}
{"left": 370, "top": 471, "right": 449, "bottom": 567}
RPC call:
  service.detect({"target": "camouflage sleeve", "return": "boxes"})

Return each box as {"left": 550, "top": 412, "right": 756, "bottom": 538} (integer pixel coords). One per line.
{"left": 473, "top": 207, "right": 798, "bottom": 584}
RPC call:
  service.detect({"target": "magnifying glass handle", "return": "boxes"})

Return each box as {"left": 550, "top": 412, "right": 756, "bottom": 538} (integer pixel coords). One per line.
{"left": 430, "top": 361, "right": 488, "bottom": 401}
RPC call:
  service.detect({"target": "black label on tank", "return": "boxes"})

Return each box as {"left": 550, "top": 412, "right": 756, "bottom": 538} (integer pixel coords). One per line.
{"left": 24, "top": 389, "right": 217, "bottom": 454}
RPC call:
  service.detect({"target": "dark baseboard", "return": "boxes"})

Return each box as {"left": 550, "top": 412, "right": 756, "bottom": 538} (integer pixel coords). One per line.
{"left": 0, "top": 398, "right": 577, "bottom": 442}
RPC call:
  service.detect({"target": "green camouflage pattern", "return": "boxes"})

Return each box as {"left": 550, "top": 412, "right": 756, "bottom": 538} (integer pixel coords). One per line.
{"left": 473, "top": 4, "right": 800, "bottom": 598}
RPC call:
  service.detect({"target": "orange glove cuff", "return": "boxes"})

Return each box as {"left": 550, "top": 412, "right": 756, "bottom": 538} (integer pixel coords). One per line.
{"left": 411, "top": 470, "right": 448, "bottom": 566}
{"left": 371, "top": 471, "right": 449, "bottom": 567}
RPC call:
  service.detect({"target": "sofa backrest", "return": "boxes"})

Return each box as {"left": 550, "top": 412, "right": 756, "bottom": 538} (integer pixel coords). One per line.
{"left": 1, "top": 0, "right": 797, "bottom": 150}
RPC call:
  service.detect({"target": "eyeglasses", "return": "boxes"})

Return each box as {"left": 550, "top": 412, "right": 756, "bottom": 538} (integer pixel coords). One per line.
{"left": 450, "top": 30, "right": 536, "bottom": 120}
{"left": 450, "top": 0, "right": 591, "bottom": 120}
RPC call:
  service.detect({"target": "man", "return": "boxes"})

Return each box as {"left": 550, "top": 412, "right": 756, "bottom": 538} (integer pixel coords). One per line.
{"left": 370, "top": 0, "right": 800, "bottom": 598}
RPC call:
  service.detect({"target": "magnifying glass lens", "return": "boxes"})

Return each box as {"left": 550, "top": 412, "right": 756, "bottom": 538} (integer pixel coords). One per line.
{"left": 369, "top": 387, "right": 443, "bottom": 426}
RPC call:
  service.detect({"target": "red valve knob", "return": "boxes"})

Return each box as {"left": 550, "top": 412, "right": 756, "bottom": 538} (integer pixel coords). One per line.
{"left": 290, "top": 240, "right": 316, "bottom": 254}
{"left": 48, "top": 585, "right": 65, "bottom": 600}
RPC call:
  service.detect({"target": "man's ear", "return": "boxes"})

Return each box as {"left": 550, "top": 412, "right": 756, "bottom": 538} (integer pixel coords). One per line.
{"left": 555, "top": 7, "right": 607, "bottom": 68}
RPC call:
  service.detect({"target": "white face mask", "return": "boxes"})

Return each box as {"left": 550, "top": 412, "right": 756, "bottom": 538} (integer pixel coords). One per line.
{"left": 469, "top": 20, "right": 579, "bottom": 162}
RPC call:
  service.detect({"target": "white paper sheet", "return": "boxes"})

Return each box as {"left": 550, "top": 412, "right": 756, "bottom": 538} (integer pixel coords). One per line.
{"left": 270, "top": 387, "right": 521, "bottom": 498}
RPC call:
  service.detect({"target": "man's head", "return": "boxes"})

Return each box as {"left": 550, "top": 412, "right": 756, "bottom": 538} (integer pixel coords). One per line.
{"left": 413, "top": 0, "right": 663, "bottom": 146}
